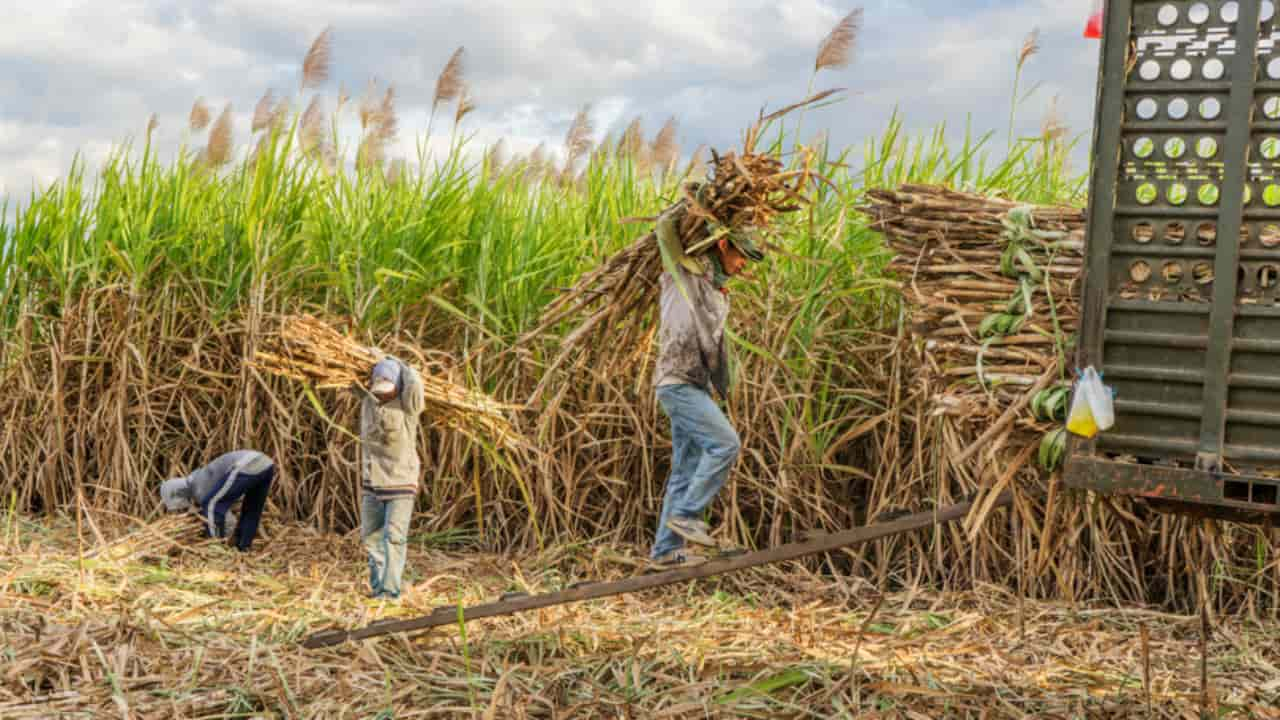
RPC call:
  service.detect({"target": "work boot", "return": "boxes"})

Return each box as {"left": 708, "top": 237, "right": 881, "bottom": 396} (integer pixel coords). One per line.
{"left": 666, "top": 517, "right": 717, "bottom": 548}
{"left": 648, "top": 548, "right": 707, "bottom": 570}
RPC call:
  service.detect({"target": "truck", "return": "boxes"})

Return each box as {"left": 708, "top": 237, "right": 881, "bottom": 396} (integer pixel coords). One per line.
{"left": 1065, "top": 0, "right": 1280, "bottom": 524}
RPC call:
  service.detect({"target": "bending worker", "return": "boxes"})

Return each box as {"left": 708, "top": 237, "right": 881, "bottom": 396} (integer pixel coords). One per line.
{"left": 160, "top": 449, "right": 276, "bottom": 552}
{"left": 356, "top": 355, "right": 425, "bottom": 601}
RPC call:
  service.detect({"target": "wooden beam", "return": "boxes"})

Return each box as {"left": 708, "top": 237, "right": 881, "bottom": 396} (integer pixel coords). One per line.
{"left": 302, "top": 491, "right": 1011, "bottom": 649}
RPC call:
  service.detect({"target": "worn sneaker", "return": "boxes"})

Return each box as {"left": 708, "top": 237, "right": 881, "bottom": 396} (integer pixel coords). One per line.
{"left": 666, "top": 517, "right": 717, "bottom": 548}
{"left": 648, "top": 548, "right": 707, "bottom": 570}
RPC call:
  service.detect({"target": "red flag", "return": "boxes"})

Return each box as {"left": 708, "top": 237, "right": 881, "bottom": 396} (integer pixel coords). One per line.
{"left": 1085, "top": 0, "right": 1103, "bottom": 38}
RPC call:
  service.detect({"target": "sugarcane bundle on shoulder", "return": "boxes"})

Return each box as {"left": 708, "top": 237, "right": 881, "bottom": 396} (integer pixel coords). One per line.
{"left": 249, "top": 313, "right": 525, "bottom": 451}
{"left": 524, "top": 91, "right": 838, "bottom": 398}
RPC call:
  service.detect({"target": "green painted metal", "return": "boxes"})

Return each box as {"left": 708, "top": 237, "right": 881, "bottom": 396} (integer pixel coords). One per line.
{"left": 1066, "top": 0, "right": 1280, "bottom": 525}
{"left": 1198, "top": 0, "right": 1261, "bottom": 470}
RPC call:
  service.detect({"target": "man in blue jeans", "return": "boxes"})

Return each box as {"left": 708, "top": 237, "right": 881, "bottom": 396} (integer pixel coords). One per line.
{"left": 160, "top": 449, "right": 276, "bottom": 552}
{"left": 649, "top": 204, "right": 764, "bottom": 568}
{"left": 356, "top": 355, "right": 425, "bottom": 601}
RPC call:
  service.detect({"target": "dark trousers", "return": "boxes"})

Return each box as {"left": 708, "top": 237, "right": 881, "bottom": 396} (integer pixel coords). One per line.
{"left": 202, "top": 465, "right": 275, "bottom": 551}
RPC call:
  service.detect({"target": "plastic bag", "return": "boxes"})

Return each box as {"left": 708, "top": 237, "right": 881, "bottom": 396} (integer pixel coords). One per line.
{"left": 1066, "top": 366, "right": 1114, "bottom": 437}
{"left": 1084, "top": 0, "right": 1103, "bottom": 38}
{"left": 1083, "top": 367, "right": 1115, "bottom": 431}
{"left": 1066, "top": 382, "right": 1097, "bottom": 437}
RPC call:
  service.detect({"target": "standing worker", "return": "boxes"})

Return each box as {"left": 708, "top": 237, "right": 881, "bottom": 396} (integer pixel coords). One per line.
{"left": 648, "top": 206, "right": 764, "bottom": 568}
{"left": 356, "top": 355, "right": 425, "bottom": 601}
{"left": 159, "top": 449, "right": 277, "bottom": 552}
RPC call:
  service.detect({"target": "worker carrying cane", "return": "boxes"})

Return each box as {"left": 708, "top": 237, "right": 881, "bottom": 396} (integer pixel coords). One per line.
{"left": 648, "top": 204, "right": 764, "bottom": 569}
{"left": 354, "top": 356, "right": 425, "bottom": 601}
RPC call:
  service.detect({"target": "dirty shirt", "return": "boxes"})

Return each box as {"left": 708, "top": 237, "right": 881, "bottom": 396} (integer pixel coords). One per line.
{"left": 653, "top": 259, "right": 732, "bottom": 397}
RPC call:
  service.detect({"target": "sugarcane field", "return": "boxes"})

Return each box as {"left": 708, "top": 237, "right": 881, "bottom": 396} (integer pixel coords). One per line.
{"left": 6, "top": 2, "right": 1280, "bottom": 718}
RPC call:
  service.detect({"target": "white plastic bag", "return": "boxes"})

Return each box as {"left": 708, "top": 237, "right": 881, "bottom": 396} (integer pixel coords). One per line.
{"left": 1067, "top": 381, "right": 1097, "bottom": 438}
{"left": 1082, "top": 367, "right": 1115, "bottom": 431}
{"left": 1066, "top": 366, "right": 1114, "bottom": 437}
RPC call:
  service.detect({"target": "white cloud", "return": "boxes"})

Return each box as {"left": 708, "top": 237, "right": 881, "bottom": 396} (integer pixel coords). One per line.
{"left": 0, "top": 0, "right": 1103, "bottom": 211}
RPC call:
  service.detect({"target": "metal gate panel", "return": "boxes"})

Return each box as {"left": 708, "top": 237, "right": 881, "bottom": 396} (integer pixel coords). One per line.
{"left": 1066, "top": 0, "right": 1280, "bottom": 522}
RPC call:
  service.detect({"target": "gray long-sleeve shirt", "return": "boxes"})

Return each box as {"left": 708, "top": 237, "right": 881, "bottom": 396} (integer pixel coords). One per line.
{"left": 653, "top": 261, "right": 731, "bottom": 396}
{"left": 359, "top": 356, "right": 426, "bottom": 498}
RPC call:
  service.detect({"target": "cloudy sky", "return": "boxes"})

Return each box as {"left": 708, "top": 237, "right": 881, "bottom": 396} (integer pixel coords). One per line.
{"left": 0, "top": 1, "right": 1102, "bottom": 208}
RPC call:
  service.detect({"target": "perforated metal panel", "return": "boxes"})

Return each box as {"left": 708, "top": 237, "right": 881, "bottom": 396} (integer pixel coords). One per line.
{"left": 1065, "top": 0, "right": 1280, "bottom": 522}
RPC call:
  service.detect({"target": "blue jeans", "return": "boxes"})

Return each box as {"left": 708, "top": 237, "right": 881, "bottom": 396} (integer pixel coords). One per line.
{"left": 360, "top": 492, "right": 414, "bottom": 598}
{"left": 650, "top": 384, "right": 741, "bottom": 559}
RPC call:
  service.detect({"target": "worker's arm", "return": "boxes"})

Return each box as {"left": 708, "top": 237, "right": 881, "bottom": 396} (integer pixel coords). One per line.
{"left": 656, "top": 212, "right": 704, "bottom": 277}
{"left": 198, "top": 469, "right": 240, "bottom": 539}
{"left": 398, "top": 359, "right": 425, "bottom": 417}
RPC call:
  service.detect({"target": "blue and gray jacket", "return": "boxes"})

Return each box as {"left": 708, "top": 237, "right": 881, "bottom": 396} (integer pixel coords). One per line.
{"left": 160, "top": 450, "right": 274, "bottom": 537}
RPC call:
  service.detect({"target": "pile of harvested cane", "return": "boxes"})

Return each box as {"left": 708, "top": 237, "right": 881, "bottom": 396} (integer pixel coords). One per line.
{"left": 81, "top": 513, "right": 216, "bottom": 562}
{"left": 521, "top": 91, "right": 839, "bottom": 399}
{"left": 860, "top": 184, "right": 1086, "bottom": 471}
{"left": 250, "top": 313, "right": 526, "bottom": 451}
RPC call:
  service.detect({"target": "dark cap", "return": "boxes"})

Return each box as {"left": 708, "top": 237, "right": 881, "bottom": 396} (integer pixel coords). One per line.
{"left": 726, "top": 227, "right": 765, "bottom": 262}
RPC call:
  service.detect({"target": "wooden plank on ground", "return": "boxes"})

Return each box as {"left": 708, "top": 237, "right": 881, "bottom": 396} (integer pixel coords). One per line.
{"left": 301, "top": 491, "right": 1011, "bottom": 649}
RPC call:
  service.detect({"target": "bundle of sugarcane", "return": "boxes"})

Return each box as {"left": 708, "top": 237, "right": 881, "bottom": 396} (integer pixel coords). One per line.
{"left": 83, "top": 514, "right": 212, "bottom": 562}
{"left": 863, "top": 183, "right": 1084, "bottom": 250}
{"left": 859, "top": 184, "right": 1087, "bottom": 470}
{"left": 250, "top": 314, "right": 526, "bottom": 451}
{"left": 521, "top": 91, "right": 840, "bottom": 399}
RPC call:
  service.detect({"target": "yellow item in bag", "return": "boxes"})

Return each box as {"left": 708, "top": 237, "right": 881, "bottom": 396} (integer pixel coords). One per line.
{"left": 1066, "top": 366, "right": 1114, "bottom": 438}
{"left": 1066, "top": 376, "right": 1098, "bottom": 438}
{"left": 1067, "top": 396, "right": 1098, "bottom": 437}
